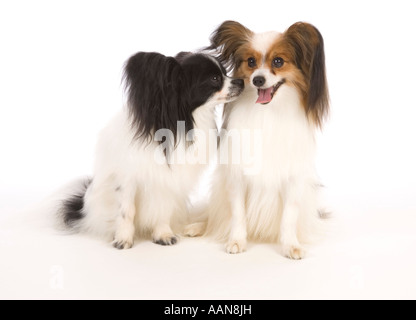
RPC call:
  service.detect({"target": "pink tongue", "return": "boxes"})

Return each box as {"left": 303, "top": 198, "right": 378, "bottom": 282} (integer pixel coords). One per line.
{"left": 256, "top": 87, "right": 273, "bottom": 104}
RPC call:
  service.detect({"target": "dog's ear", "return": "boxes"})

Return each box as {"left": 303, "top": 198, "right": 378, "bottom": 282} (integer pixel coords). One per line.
{"left": 207, "top": 20, "right": 253, "bottom": 73}
{"left": 123, "top": 52, "right": 192, "bottom": 148}
{"left": 284, "top": 22, "right": 329, "bottom": 128}
{"left": 175, "top": 51, "right": 193, "bottom": 64}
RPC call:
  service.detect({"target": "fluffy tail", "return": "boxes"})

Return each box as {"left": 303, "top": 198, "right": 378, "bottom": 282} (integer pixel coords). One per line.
{"left": 59, "top": 178, "right": 92, "bottom": 230}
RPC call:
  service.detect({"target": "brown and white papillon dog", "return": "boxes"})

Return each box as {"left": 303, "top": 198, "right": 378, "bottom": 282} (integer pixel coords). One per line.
{"left": 186, "top": 21, "right": 329, "bottom": 259}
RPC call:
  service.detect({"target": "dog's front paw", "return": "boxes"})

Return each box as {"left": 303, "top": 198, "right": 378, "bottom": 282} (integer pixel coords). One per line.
{"left": 183, "top": 222, "right": 206, "bottom": 237}
{"left": 153, "top": 234, "right": 178, "bottom": 246}
{"left": 226, "top": 239, "right": 247, "bottom": 254}
{"left": 282, "top": 245, "right": 305, "bottom": 260}
{"left": 112, "top": 238, "right": 134, "bottom": 250}
{"left": 113, "top": 223, "right": 134, "bottom": 250}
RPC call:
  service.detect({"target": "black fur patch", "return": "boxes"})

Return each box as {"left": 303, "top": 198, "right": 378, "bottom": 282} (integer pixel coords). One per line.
{"left": 62, "top": 178, "right": 92, "bottom": 228}
{"left": 123, "top": 52, "right": 192, "bottom": 145}
{"left": 153, "top": 236, "right": 178, "bottom": 246}
{"left": 122, "top": 52, "right": 226, "bottom": 149}
{"left": 180, "top": 54, "right": 226, "bottom": 108}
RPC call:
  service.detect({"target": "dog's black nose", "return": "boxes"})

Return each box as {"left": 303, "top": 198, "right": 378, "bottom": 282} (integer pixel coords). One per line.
{"left": 253, "top": 76, "right": 265, "bottom": 87}
{"left": 231, "top": 78, "right": 244, "bottom": 89}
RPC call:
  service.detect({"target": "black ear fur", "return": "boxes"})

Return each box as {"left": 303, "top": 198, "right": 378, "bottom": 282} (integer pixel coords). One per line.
{"left": 175, "top": 51, "right": 193, "bottom": 63}
{"left": 123, "top": 52, "right": 194, "bottom": 146}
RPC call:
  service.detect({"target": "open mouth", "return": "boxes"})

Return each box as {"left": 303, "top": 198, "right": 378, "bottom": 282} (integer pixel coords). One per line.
{"left": 256, "top": 79, "right": 285, "bottom": 105}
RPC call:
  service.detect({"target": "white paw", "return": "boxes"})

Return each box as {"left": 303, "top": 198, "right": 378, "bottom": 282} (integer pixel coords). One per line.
{"left": 153, "top": 234, "right": 178, "bottom": 246}
{"left": 112, "top": 238, "right": 134, "bottom": 250}
{"left": 282, "top": 245, "right": 305, "bottom": 260}
{"left": 183, "top": 222, "right": 206, "bottom": 237}
{"left": 113, "top": 222, "right": 135, "bottom": 250}
{"left": 226, "top": 239, "right": 247, "bottom": 254}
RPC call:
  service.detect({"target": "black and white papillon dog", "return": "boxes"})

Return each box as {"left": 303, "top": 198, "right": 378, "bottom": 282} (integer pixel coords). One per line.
{"left": 59, "top": 51, "right": 244, "bottom": 249}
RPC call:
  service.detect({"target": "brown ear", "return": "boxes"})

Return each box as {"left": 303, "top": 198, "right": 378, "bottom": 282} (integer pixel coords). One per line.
{"left": 207, "top": 20, "right": 253, "bottom": 72}
{"left": 284, "top": 22, "right": 329, "bottom": 128}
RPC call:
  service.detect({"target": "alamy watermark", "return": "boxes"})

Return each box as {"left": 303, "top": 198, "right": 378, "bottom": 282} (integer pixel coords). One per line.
{"left": 154, "top": 121, "right": 263, "bottom": 175}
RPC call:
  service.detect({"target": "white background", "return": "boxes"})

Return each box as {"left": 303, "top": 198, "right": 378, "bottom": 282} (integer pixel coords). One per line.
{"left": 1, "top": 0, "right": 415, "bottom": 299}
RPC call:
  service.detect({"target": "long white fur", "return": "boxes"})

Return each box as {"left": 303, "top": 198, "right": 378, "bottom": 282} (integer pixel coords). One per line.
{"left": 199, "top": 32, "right": 323, "bottom": 259}
{"left": 71, "top": 76, "right": 237, "bottom": 248}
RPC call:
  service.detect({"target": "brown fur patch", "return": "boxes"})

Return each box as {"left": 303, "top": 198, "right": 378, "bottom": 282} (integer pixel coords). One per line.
{"left": 264, "top": 38, "right": 309, "bottom": 110}
{"left": 283, "top": 22, "right": 329, "bottom": 128}
{"left": 207, "top": 20, "right": 254, "bottom": 73}
{"left": 209, "top": 20, "right": 329, "bottom": 129}
{"left": 234, "top": 48, "right": 262, "bottom": 84}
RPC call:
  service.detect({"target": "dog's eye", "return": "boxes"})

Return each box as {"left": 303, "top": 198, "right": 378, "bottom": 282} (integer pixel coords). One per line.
{"left": 211, "top": 75, "right": 220, "bottom": 83}
{"left": 272, "top": 57, "right": 284, "bottom": 68}
{"left": 248, "top": 57, "right": 256, "bottom": 68}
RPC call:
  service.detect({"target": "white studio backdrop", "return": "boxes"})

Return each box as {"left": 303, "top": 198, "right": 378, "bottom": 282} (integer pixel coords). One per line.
{"left": 1, "top": 0, "right": 416, "bottom": 300}
{"left": 1, "top": 1, "right": 415, "bottom": 228}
